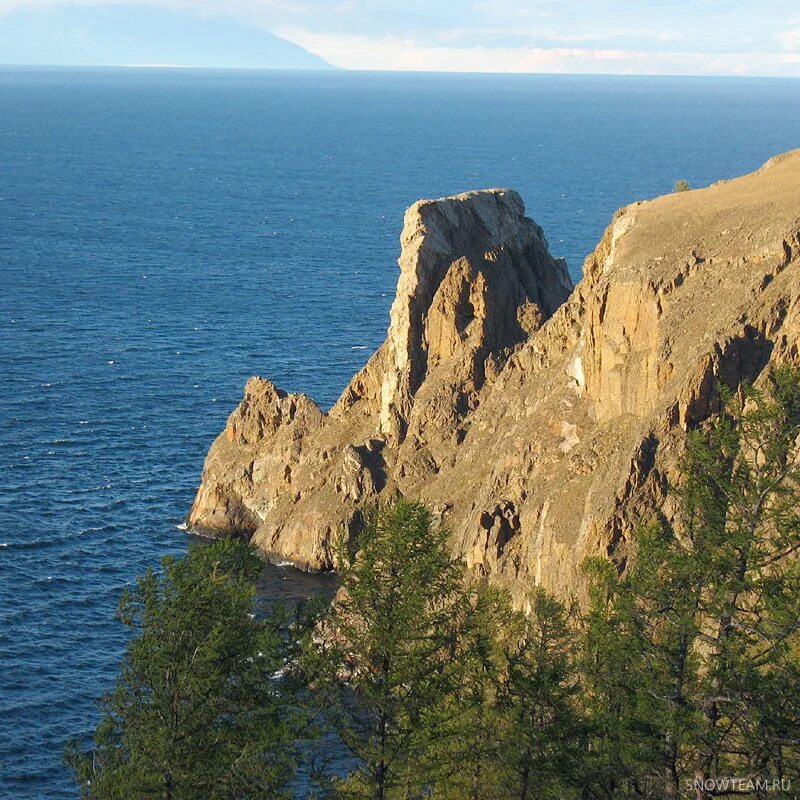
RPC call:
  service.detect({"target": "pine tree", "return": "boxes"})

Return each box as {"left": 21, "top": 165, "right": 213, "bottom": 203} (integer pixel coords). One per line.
{"left": 307, "top": 500, "right": 468, "bottom": 800}
{"left": 582, "top": 366, "right": 800, "bottom": 799}
{"left": 679, "top": 367, "right": 800, "bottom": 797}
{"left": 65, "top": 539, "right": 298, "bottom": 800}
{"left": 424, "top": 586, "right": 513, "bottom": 800}
{"left": 495, "top": 589, "right": 584, "bottom": 800}
{"left": 583, "top": 530, "right": 702, "bottom": 800}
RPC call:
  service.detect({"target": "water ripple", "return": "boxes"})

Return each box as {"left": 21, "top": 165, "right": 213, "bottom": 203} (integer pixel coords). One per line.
{"left": 3, "top": 67, "right": 800, "bottom": 800}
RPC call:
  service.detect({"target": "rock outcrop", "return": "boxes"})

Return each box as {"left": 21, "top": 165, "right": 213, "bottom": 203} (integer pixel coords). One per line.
{"left": 188, "top": 153, "right": 800, "bottom": 602}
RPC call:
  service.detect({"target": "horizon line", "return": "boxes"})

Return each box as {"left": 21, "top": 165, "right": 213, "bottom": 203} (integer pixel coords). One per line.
{"left": 1, "top": 63, "right": 799, "bottom": 80}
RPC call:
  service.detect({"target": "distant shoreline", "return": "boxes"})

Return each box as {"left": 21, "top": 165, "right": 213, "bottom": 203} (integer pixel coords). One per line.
{"left": 1, "top": 64, "right": 799, "bottom": 80}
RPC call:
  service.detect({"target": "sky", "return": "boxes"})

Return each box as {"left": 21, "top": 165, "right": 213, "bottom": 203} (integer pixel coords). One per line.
{"left": 1, "top": 0, "right": 799, "bottom": 76}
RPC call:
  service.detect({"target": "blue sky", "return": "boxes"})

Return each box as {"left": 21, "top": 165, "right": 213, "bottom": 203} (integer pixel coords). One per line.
{"left": 1, "top": 0, "right": 799, "bottom": 75}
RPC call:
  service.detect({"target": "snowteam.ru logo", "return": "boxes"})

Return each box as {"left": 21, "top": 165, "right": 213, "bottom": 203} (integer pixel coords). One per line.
{"left": 685, "top": 777, "right": 792, "bottom": 794}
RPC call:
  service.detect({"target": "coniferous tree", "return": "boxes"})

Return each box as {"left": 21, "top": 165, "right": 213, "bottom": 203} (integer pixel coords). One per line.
{"left": 679, "top": 367, "right": 800, "bottom": 796}
{"left": 65, "top": 539, "right": 298, "bottom": 800}
{"left": 582, "top": 545, "right": 690, "bottom": 800}
{"left": 583, "top": 366, "right": 800, "bottom": 799}
{"left": 496, "top": 589, "right": 584, "bottom": 800}
{"left": 307, "top": 501, "right": 590, "bottom": 800}
{"left": 425, "top": 586, "right": 512, "bottom": 800}
{"left": 307, "top": 500, "right": 467, "bottom": 800}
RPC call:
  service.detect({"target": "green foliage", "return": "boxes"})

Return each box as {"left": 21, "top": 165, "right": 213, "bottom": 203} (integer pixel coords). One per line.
{"left": 424, "top": 586, "right": 514, "bottom": 800}
{"left": 307, "top": 500, "right": 468, "bottom": 799}
{"left": 582, "top": 366, "right": 800, "bottom": 798}
{"left": 674, "top": 179, "right": 691, "bottom": 192}
{"left": 64, "top": 539, "right": 298, "bottom": 800}
{"left": 581, "top": 556, "right": 666, "bottom": 799}
{"left": 423, "top": 587, "right": 585, "bottom": 800}
{"left": 494, "top": 589, "right": 584, "bottom": 800}
{"left": 66, "top": 366, "right": 800, "bottom": 800}
{"left": 304, "top": 500, "right": 586, "bottom": 800}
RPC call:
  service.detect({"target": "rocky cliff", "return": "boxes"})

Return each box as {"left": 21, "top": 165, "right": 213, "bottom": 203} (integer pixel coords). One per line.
{"left": 188, "top": 153, "right": 800, "bottom": 602}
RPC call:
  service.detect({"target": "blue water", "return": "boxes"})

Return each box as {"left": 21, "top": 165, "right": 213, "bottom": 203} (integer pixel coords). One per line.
{"left": 1, "top": 67, "right": 798, "bottom": 799}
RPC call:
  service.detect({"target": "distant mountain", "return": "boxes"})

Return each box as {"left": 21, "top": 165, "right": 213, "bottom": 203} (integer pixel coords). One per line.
{"left": 0, "top": 3, "right": 333, "bottom": 69}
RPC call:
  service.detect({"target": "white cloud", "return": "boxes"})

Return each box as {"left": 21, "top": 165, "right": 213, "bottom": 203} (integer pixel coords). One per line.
{"left": 276, "top": 27, "right": 800, "bottom": 76}
{"left": 2, "top": 0, "right": 799, "bottom": 75}
{"left": 469, "top": 0, "right": 554, "bottom": 20}
{"left": 777, "top": 28, "right": 800, "bottom": 52}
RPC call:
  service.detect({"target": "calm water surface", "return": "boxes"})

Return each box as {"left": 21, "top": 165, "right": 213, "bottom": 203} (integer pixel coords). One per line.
{"left": 1, "top": 68, "right": 799, "bottom": 799}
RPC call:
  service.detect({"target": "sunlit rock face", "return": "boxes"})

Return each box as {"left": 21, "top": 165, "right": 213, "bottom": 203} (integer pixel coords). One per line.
{"left": 189, "top": 151, "right": 800, "bottom": 603}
